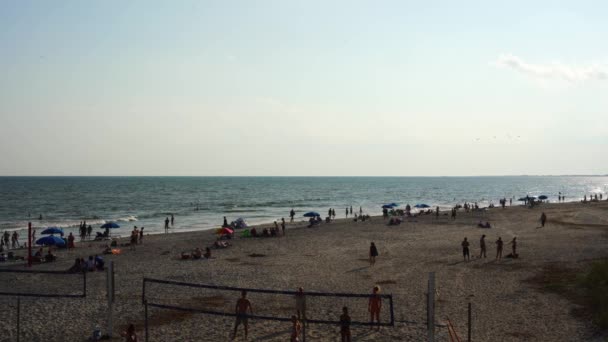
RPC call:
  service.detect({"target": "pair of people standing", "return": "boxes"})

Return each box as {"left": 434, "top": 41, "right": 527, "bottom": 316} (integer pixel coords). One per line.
{"left": 463, "top": 235, "right": 516, "bottom": 261}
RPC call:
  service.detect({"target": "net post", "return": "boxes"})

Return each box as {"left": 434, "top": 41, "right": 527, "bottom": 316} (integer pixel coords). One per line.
{"left": 16, "top": 297, "right": 20, "bottom": 342}
{"left": 27, "top": 222, "right": 32, "bottom": 268}
{"left": 144, "top": 299, "right": 149, "bottom": 342}
{"left": 107, "top": 261, "right": 114, "bottom": 338}
{"left": 467, "top": 302, "right": 472, "bottom": 342}
{"left": 389, "top": 295, "right": 395, "bottom": 326}
{"left": 302, "top": 321, "right": 306, "bottom": 342}
{"left": 142, "top": 278, "right": 146, "bottom": 304}
{"left": 427, "top": 272, "right": 435, "bottom": 342}
{"left": 83, "top": 269, "right": 87, "bottom": 298}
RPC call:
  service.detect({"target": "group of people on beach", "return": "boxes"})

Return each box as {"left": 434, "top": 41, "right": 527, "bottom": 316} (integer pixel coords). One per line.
{"left": 79, "top": 221, "right": 93, "bottom": 240}
{"left": 67, "top": 254, "right": 105, "bottom": 273}
{"left": 0, "top": 231, "right": 20, "bottom": 251}
{"left": 462, "top": 235, "right": 517, "bottom": 261}
{"left": 231, "top": 285, "right": 383, "bottom": 342}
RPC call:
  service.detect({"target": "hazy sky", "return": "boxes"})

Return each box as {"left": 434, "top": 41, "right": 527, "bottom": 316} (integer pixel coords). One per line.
{"left": 1, "top": 1, "right": 607, "bottom": 176}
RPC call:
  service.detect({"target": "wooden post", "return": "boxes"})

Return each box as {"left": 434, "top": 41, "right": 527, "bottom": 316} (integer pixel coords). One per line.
{"left": 302, "top": 320, "right": 306, "bottom": 342}
{"left": 16, "top": 297, "right": 20, "bottom": 342}
{"left": 467, "top": 302, "right": 472, "bottom": 342}
{"left": 428, "top": 272, "right": 435, "bottom": 342}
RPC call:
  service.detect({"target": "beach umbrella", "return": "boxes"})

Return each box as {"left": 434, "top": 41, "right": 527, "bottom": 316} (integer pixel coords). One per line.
{"left": 36, "top": 235, "right": 66, "bottom": 247}
{"left": 414, "top": 204, "right": 430, "bottom": 208}
{"left": 381, "top": 204, "right": 394, "bottom": 209}
{"left": 100, "top": 222, "right": 120, "bottom": 229}
{"left": 538, "top": 195, "right": 548, "bottom": 200}
{"left": 40, "top": 227, "right": 64, "bottom": 236}
{"left": 303, "top": 212, "right": 320, "bottom": 217}
{"left": 517, "top": 197, "right": 528, "bottom": 201}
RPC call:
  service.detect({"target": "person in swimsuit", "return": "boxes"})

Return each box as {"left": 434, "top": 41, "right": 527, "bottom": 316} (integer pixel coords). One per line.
{"left": 232, "top": 290, "right": 253, "bottom": 340}
{"left": 461, "top": 237, "right": 470, "bottom": 261}
{"left": 369, "top": 242, "right": 378, "bottom": 266}
{"left": 479, "top": 235, "right": 486, "bottom": 258}
{"left": 368, "top": 286, "right": 382, "bottom": 330}
{"left": 496, "top": 237, "right": 503, "bottom": 260}
{"left": 340, "top": 306, "right": 351, "bottom": 342}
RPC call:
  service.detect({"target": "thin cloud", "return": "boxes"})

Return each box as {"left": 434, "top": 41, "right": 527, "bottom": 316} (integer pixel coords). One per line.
{"left": 494, "top": 54, "right": 608, "bottom": 82}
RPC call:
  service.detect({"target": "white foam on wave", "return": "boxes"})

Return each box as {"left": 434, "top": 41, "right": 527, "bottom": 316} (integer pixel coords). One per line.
{"left": 115, "top": 215, "right": 138, "bottom": 222}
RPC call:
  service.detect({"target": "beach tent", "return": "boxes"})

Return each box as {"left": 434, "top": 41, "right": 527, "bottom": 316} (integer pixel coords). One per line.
{"left": 217, "top": 227, "right": 234, "bottom": 235}
{"left": 40, "top": 227, "right": 64, "bottom": 236}
{"left": 303, "top": 212, "right": 320, "bottom": 217}
{"left": 36, "top": 235, "right": 66, "bottom": 247}
{"left": 414, "top": 204, "right": 430, "bottom": 208}
{"left": 100, "top": 222, "right": 120, "bottom": 229}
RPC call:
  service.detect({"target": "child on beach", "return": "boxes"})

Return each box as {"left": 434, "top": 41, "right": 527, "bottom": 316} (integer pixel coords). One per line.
{"left": 340, "top": 306, "right": 351, "bottom": 342}
{"left": 232, "top": 290, "right": 253, "bottom": 340}
{"left": 368, "top": 286, "right": 382, "bottom": 330}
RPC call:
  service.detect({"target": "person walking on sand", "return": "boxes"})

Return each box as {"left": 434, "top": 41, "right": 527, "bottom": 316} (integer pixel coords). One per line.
{"left": 340, "top": 306, "right": 352, "bottom": 342}
{"left": 232, "top": 290, "right": 253, "bottom": 340}
{"left": 495, "top": 237, "right": 503, "bottom": 260}
{"left": 290, "top": 209, "right": 295, "bottom": 222}
{"left": 461, "top": 237, "right": 470, "bottom": 261}
{"left": 540, "top": 212, "right": 547, "bottom": 228}
{"left": 479, "top": 235, "right": 487, "bottom": 258}
{"left": 368, "top": 286, "right": 382, "bottom": 330}
{"left": 164, "top": 217, "right": 170, "bottom": 234}
{"left": 295, "top": 287, "right": 307, "bottom": 325}
{"left": 508, "top": 237, "right": 517, "bottom": 257}
{"left": 369, "top": 242, "right": 378, "bottom": 266}
{"left": 290, "top": 315, "right": 302, "bottom": 342}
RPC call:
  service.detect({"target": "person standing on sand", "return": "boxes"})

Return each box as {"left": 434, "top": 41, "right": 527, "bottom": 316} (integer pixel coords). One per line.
{"left": 479, "top": 235, "right": 487, "bottom": 258}
{"left": 340, "top": 306, "right": 352, "bottom": 342}
{"left": 359, "top": 207, "right": 362, "bottom": 215}
{"left": 171, "top": 214, "right": 174, "bottom": 226}
{"left": 345, "top": 208, "right": 349, "bottom": 218}
{"left": 68, "top": 232, "right": 75, "bottom": 249}
{"left": 164, "top": 217, "right": 170, "bottom": 234}
{"left": 540, "top": 212, "right": 547, "bottom": 228}
{"left": 232, "top": 290, "right": 253, "bottom": 340}
{"left": 368, "top": 286, "right": 382, "bottom": 330}
{"left": 350, "top": 206, "right": 353, "bottom": 215}
{"left": 436, "top": 206, "right": 440, "bottom": 219}
{"left": 461, "top": 237, "right": 470, "bottom": 261}
{"left": 508, "top": 237, "right": 517, "bottom": 257}
{"left": 281, "top": 218, "right": 286, "bottom": 236}
{"left": 290, "top": 209, "right": 295, "bottom": 222}
{"left": 139, "top": 227, "right": 144, "bottom": 244}
{"left": 369, "top": 242, "right": 378, "bottom": 266}
{"left": 87, "top": 225, "right": 92, "bottom": 239}
{"left": 495, "top": 237, "right": 503, "bottom": 260}
{"left": 290, "top": 315, "right": 302, "bottom": 342}
{"left": 295, "top": 287, "right": 307, "bottom": 325}
{"left": 223, "top": 216, "right": 228, "bottom": 227}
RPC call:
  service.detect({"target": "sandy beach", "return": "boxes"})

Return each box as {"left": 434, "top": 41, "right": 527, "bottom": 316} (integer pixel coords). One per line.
{"left": 1, "top": 201, "right": 607, "bottom": 341}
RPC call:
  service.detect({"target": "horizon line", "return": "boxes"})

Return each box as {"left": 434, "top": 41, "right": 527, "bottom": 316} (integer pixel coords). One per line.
{"left": 0, "top": 174, "right": 607, "bottom": 178}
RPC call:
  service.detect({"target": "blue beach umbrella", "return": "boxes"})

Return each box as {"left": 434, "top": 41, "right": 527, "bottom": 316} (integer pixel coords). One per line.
{"left": 100, "top": 222, "right": 120, "bottom": 229}
{"left": 381, "top": 204, "right": 393, "bottom": 209}
{"left": 538, "top": 195, "right": 548, "bottom": 200}
{"left": 303, "top": 212, "right": 320, "bottom": 217}
{"left": 414, "top": 204, "right": 430, "bottom": 208}
{"left": 40, "top": 227, "right": 64, "bottom": 236}
{"left": 36, "top": 235, "right": 66, "bottom": 247}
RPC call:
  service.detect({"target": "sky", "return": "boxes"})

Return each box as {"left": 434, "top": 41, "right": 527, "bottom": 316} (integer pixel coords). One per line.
{"left": 1, "top": 0, "right": 607, "bottom": 176}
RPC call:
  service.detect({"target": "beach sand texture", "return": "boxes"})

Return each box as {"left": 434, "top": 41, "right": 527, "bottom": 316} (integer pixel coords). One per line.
{"left": 1, "top": 201, "right": 607, "bottom": 341}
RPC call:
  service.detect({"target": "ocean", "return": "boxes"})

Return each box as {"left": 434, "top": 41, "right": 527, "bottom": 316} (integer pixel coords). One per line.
{"left": 1, "top": 176, "right": 607, "bottom": 238}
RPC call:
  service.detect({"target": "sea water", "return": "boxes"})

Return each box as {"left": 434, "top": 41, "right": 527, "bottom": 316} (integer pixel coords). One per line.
{"left": 0, "top": 176, "right": 607, "bottom": 238}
